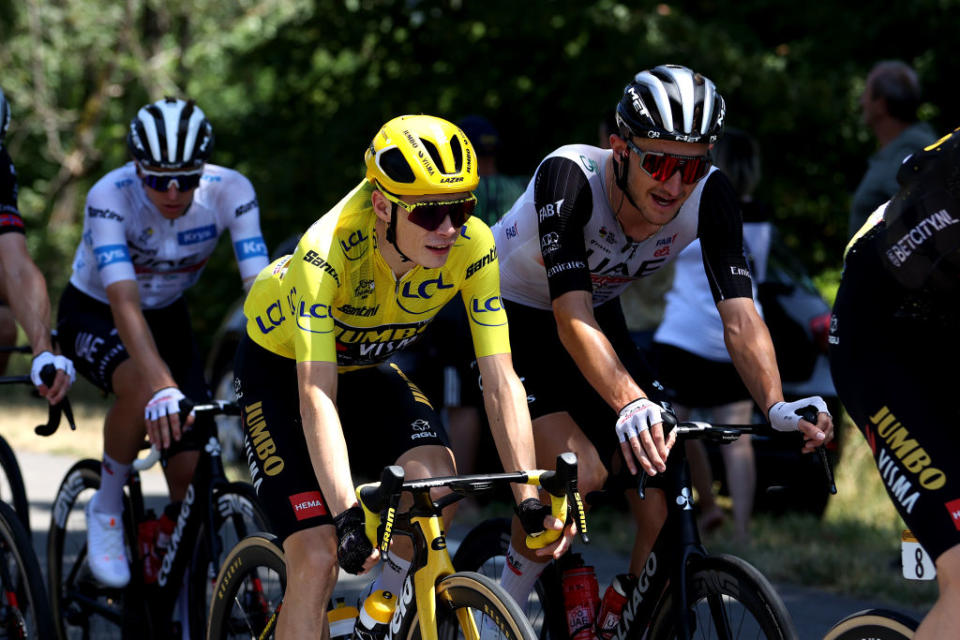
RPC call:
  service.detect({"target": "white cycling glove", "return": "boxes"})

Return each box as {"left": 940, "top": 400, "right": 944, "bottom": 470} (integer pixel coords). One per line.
{"left": 615, "top": 398, "right": 664, "bottom": 442}
{"left": 768, "top": 396, "right": 831, "bottom": 432}
{"left": 30, "top": 351, "right": 76, "bottom": 387}
{"left": 144, "top": 387, "right": 187, "bottom": 424}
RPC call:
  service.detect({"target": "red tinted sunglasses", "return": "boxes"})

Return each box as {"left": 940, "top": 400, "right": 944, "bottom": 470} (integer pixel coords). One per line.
{"left": 625, "top": 139, "right": 711, "bottom": 185}
{"left": 380, "top": 188, "right": 477, "bottom": 231}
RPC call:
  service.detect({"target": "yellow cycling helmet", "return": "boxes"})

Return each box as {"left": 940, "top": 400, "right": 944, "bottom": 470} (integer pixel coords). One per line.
{"left": 365, "top": 115, "right": 479, "bottom": 195}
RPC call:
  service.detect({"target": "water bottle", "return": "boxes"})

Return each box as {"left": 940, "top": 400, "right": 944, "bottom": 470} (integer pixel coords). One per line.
{"left": 329, "top": 596, "right": 360, "bottom": 640}
{"left": 137, "top": 509, "right": 161, "bottom": 584}
{"left": 561, "top": 553, "right": 600, "bottom": 640}
{"left": 350, "top": 590, "right": 396, "bottom": 640}
{"left": 596, "top": 574, "right": 637, "bottom": 640}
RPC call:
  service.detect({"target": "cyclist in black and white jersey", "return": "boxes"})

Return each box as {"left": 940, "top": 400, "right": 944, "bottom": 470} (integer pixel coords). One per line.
{"left": 490, "top": 65, "right": 834, "bottom": 606}
{"left": 57, "top": 97, "right": 269, "bottom": 588}
{"left": 0, "top": 86, "right": 75, "bottom": 402}
{"left": 829, "top": 126, "right": 960, "bottom": 640}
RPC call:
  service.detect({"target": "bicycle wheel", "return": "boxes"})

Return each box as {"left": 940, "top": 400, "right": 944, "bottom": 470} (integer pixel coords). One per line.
{"left": 822, "top": 608, "right": 918, "bottom": 640}
{"left": 646, "top": 554, "right": 797, "bottom": 640}
{"left": 47, "top": 460, "right": 136, "bottom": 640}
{"left": 207, "top": 533, "right": 286, "bottom": 640}
{"left": 452, "top": 518, "right": 564, "bottom": 640}
{"left": 187, "top": 482, "right": 271, "bottom": 639}
{"left": 0, "top": 500, "right": 55, "bottom": 639}
{"left": 0, "top": 435, "right": 30, "bottom": 538}
{"left": 406, "top": 571, "right": 537, "bottom": 640}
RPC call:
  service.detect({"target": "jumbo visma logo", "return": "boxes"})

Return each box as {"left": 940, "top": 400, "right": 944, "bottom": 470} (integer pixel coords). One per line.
{"left": 468, "top": 295, "right": 507, "bottom": 327}
{"left": 396, "top": 273, "right": 454, "bottom": 314}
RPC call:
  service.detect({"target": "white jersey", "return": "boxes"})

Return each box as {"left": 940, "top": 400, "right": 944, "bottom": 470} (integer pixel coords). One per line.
{"left": 70, "top": 162, "right": 268, "bottom": 308}
{"left": 654, "top": 221, "right": 771, "bottom": 361}
{"left": 493, "top": 145, "right": 748, "bottom": 311}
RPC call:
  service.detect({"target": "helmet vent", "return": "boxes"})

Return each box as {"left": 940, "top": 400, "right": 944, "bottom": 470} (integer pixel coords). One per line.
{"left": 420, "top": 139, "right": 446, "bottom": 173}
{"left": 380, "top": 148, "right": 416, "bottom": 183}
{"left": 449, "top": 135, "right": 463, "bottom": 172}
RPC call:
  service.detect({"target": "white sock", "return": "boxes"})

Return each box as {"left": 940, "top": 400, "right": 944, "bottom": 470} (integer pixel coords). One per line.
{"left": 370, "top": 554, "right": 411, "bottom": 597}
{"left": 95, "top": 453, "right": 130, "bottom": 514}
{"left": 499, "top": 544, "right": 549, "bottom": 610}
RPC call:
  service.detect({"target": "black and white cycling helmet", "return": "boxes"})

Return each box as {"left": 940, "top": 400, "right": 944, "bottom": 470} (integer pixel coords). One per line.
{"left": 0, "top": 87, "right": 10, "bottom": 145}
{"left": 126, "top": 97, "right": 214, "bottom": 170}
{"left": 616, "top": 64, "right": 725, "bottom": 145}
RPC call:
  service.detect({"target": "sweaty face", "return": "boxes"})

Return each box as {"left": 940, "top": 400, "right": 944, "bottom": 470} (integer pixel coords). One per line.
{"left": 624, "top": 138, "right": 711, "bottom": 226}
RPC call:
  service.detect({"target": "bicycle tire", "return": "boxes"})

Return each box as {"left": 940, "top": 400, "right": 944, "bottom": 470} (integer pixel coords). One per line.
{"left": 0, "top": 434, "right": 30, "bottom": 538}
{"left": 822, "top": 608, "right": 918, "bottom": 640}
{"left": 0, "top": 500, "right": 55, "bottom": 639}
{"left": 206, "top": 533, "right": 286, "bottom": 640}
{"left": 406, "top": 571, "right": 537, "bottom": 640}
{"left": 646, "top": 554, "right": 797, "bottom": 640}
{"left": 47, "top": 459, "right": 137, "bottom": 640}
{"left": 452, "top": 518, "right": 564, "bottom": 640}
{"left": 187, "top": 482, "right": 271, "bottom": 639}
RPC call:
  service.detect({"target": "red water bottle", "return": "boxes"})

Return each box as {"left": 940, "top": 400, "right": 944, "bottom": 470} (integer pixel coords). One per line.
{"left": 596, "top": 574, "right": 637, "bottom": 640}
{"left": 137, "top": 510, "right": 161, "bottom": 584}
{"left": 561, "top": 554, "right": 600, "bottom": 640}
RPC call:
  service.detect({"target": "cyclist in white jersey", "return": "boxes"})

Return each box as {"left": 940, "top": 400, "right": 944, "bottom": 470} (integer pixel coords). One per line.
{"left": 57, "top": 98, "right": 268, "bottom": 587}
{"left": 490, "top": 65, "right": 834, "bottom": 608}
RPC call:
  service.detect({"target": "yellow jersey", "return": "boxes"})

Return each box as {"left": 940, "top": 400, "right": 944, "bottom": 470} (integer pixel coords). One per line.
{"left": 244, "top": 180, "right": 510, "bottom": 371}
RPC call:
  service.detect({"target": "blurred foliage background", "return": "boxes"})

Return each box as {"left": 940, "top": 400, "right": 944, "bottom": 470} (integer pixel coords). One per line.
{"left": 2, "top": 0, "right": 959, "bottom": 356}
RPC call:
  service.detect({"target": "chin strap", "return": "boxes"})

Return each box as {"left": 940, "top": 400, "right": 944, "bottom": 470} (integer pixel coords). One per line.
{"left": 385, "top": 202, "right": 412, "bottom": 263}
{"left": 612, "top": 152, "right": 644, "bottom": 212}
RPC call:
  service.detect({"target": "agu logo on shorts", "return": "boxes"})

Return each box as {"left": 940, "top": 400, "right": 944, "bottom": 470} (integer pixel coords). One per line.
{"left": 289, "top": 491, "right": 328, "bottom": 521}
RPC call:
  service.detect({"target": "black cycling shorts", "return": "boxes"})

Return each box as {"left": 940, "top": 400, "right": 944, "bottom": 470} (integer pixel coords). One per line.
{"left": 504, "top": 297, "right": 663, "bottom": 469}
{"left": 56, "top": 283, "right": 210, "bottom": 400}
{"left": 652, "top": 342, "right": 752, "bottom": 408}
{"left": 829, "top": 243, "right": 960, "bottom": 561}
{"left": 233, "top": 335, "right": 450, "bottom": 542}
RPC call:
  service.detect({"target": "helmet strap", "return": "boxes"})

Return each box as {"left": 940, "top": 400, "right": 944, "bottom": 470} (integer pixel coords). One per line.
{"left": 612, "top": 152, "right": 644, "bottom": 212}
{"left": 385, "top": 202, "right": 412, "bottom": 263}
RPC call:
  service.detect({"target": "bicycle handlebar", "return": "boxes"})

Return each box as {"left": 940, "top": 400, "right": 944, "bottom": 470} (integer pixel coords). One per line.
{"left": 356, "top": 452, "right": 589, "bottom": 555}
{"left": 0, "top": 363, "right": 77, "bottom": 436}
{"left": 132, "top": 398, "right": 241, "bottom": 471}
{"left": 636, "top": 405, "right": 836, "bottom": 498}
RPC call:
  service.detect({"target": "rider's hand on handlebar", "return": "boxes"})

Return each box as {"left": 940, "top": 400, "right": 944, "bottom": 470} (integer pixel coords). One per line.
{"left": 768, "top": 396, "right": 834, "bottom": 453}
{"left": 334, "top": 505, "right": 380, "bottom": 575}
{"left": 616, "top": 397, "right": 676, "bottom": 476}
{"left": 144, "top": 387, "right": 193, "bottom": 449}
{"left": 31, "top": 352, "right": 75, "bottom": 405}
{"left": 515, "top": 497, "right": 577, "bottom": 559}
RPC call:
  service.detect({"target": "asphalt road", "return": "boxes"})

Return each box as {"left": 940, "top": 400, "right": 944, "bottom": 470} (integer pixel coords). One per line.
{"left": 17, "top": 450, "right": 929, "bottom": 639}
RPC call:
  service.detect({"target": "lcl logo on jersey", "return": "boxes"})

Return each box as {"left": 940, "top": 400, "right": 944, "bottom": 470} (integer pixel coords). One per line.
{"left": 340, "top": 229, "right": 369, "bottom": 261}
{"left": 399, "top": 274, "right": 454, "bottom": 310}
{"left": 254, "top": 300, "right": 286, "bottom": 334}
{"left": 468, "top": 295, "right": 507, "bottom": 327}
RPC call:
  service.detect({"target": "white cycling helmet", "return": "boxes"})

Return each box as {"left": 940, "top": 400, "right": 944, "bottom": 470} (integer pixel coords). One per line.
{"left": 616, "top": 64, "right": 725, "bottom": 145}
{"left": 126, "top": 97, "right": 214, "bottom": 170}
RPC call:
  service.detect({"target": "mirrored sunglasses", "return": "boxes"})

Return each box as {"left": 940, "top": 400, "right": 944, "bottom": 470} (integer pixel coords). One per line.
{"left": 139, "top": 166, "right": 203, "bottom": 192}
{"left": 379, "top": 188, "right": 477, "bottom": 231}
{"left": 625, "top": 140, "right": 711, "bottom": 185}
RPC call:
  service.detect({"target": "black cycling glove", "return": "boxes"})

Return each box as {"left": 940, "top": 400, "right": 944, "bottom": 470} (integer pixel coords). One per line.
{"left": 514, "top": 497, "right": 551, "bottom": 537}
{"left": 333, "top": 506, "right": 373, "bottom": 575}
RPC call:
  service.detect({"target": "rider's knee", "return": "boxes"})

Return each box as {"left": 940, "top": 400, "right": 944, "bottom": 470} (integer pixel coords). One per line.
{"left": 934, "top": 543, "right": 960, "bottom": 595}
{"left": 578, "top": 459, "right": 608, "bottom": 498}
{"left": 284, "top": 528, "right": 339, "bottom": 591}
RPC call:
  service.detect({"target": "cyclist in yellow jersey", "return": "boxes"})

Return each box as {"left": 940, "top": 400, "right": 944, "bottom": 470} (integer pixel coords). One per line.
{"left": 236, "top": 114, "right": 574, "bottom": 640}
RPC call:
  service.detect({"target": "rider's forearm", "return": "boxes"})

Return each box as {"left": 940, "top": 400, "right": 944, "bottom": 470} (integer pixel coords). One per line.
{"left": 553, "top": 295, "right": 645, "bottom": 412}
{"left": 107, "top": 284, "right": 176, "bottom": 391}
{"left": 297, "top": 361, "right": 357, "bottom": 516}
{"left": 722, "top": 308, "right": 784, "bottom": 416}
{"left": 478, "top": 354, "right": 539, "bottom": 504}
{"left": 2, "top": 260, "right": 53, "bottom": 355}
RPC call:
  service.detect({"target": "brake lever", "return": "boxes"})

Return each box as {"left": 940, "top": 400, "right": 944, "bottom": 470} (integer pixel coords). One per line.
{"left": 34, "top": 364, "right": 77, "bottom": 436}
{"left": 797, "top": 405, "right": 836, "bottom": 495}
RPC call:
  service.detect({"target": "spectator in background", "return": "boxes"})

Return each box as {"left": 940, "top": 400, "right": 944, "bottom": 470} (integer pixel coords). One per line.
{"left": 457, "top": 115, "right": 527, "bottom": 227}
{"left": 652, "top": 128, "right": 772, "bottom": 542}
{"left": 848, "top": 60, "right": 937, "bottom": 239}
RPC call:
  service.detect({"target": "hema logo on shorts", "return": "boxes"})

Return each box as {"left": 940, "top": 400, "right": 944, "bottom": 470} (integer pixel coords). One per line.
{"left": 289, "top": 491, "right": 327, "bottom": 520}
{"left": 177, "top": 224, "right": 217, "bottom": 245}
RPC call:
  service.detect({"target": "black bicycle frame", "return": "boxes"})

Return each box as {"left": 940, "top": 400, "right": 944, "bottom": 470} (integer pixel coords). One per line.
{"left": 608, "top": 442, "right": 706, "bottom": 640}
